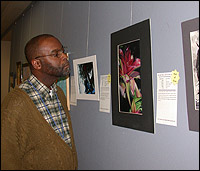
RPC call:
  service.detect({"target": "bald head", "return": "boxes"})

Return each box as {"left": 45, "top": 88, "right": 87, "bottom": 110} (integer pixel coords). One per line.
{"left": 24, "top": 34, "right": 56, "bottom": 65}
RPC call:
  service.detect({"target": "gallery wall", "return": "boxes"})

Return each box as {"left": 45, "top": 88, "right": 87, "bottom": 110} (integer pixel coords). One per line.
{"left": 9, "top": 1, "right": 199, "bottom": 170}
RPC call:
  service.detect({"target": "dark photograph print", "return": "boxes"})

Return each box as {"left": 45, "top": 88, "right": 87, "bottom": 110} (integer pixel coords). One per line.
{"left": 73, "top": 55, "right": 99, "bottom": 101}
{"left": 78, "top": 62, "right": 95, "bottom": 95}
{"left": 118, "top": 40, "right": 142, "bottom": 115}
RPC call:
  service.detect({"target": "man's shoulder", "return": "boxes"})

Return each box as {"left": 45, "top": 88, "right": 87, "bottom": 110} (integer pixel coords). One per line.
{"left": 2, "top": 87, "right": 31, "bottom": 109}
{"left": 5, "top": 87, "right": 27, "bottom": 97}
{"left": 1, "top": 87, "right": 34, "bottom": 121}
{"left": 19, "top": 80, "right": 31, "bottom": 90}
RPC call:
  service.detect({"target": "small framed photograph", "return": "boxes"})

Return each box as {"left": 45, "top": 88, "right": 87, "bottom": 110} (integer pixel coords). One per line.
{"left": 111, "top": 19, "right": 154, "bottom": 133}
{"left": 73, "top": 55, "right": 99, "bottom": 101}
{"left": 57, "top": 77, "right": 70, "bottom": 110}
{"left": 16, "top": 61, "right": 22, "bottom": 85}
{"left": 9, "top": 72, "right": 16, "bottom": 91}
{"left": 181, "top": 17, "right": 199, "bottom": 132}
{"left": 22, "top": 63, "right": 31, "bottom": 81}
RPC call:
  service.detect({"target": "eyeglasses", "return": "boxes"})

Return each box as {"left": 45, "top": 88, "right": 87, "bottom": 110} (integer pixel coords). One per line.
{"left": 34, "top": 46, "right": 68, "bottom": 59}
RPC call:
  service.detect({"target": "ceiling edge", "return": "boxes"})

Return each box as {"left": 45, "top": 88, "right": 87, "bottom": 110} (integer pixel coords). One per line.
{"left": 1, "top": 1, "right": 37, "bottom": 40}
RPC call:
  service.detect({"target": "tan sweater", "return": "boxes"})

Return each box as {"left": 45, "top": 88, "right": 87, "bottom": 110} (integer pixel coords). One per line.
{"left": 1, "top": 86, "right": 78, "bottom": 170}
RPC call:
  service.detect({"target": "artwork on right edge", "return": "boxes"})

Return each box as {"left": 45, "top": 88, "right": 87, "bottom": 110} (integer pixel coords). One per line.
{"left": 181, "top": 17, "right": 199, "bottom": 132}
{"left": 111, "top": 19, "right": 154, "bottom": 134}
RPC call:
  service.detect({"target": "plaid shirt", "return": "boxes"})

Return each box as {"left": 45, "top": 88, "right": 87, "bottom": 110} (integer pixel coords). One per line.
{"left": 19, "top": 74, "right": 72, "bottom": 148}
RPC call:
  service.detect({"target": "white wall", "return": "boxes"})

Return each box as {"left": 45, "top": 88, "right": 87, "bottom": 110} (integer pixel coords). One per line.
{"left": 1, "top": 41, "right": 11, "bottom": 103}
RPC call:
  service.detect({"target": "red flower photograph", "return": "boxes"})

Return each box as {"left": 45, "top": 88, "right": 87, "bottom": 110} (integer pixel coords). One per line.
{"left": 118, "top": 40, "right": 142, "bottom": 115}
{"left": 111, "top": 19, "right": 154, "bottom": 133}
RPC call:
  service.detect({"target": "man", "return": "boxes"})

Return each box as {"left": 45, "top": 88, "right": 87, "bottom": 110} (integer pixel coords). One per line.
{"left": 1, "top": 34, "right": 78, "bottom": 170}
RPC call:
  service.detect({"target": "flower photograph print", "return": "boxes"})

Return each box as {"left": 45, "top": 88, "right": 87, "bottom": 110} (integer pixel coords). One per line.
{"left": 118, "top": 40, "right": 142, "bottom": 115}
{"left": 111, "top": 19, "right": 154, "bottom": 133}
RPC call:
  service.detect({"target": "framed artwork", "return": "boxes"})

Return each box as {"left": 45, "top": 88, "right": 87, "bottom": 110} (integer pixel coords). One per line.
{"left": 181, "top": 17, "right": 199, "bottom": 132}
{"left": 73, "top": 55, "right": 99, "bottom": 100}
{"left": 16, "top": 61, "right": 22, "bottom": 85}
{"left": 57, "top": 77, "right": 70, "bottom": 110}
{"left": 22, "top": 63, "right": 31, "bottom": 81}
{"left": 9, "top": 72, "right": 16, "bottom": 91}
{"left": 111, "top": 19, "right": 154, "bottom": 133}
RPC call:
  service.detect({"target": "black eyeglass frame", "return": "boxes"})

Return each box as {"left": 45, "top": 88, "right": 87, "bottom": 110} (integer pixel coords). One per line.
{"left": 34, "top": 46, "right": 68, "bottom": 59}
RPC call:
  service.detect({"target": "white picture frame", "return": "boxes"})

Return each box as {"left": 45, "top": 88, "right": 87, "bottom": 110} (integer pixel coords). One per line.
{"left": 73, "top": 55, "right": 99, "bottom": 101}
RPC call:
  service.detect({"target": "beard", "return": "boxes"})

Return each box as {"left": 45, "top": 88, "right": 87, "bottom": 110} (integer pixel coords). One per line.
{"left": 41, "top": 60, "right": 70, "bottom": 78}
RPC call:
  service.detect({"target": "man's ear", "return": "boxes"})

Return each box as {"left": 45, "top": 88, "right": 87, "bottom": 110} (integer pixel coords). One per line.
{"left": 31, "top": 59, "right": 42, "bottom": 70}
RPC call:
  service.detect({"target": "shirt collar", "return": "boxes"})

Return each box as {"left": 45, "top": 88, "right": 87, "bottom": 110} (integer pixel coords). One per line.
{"left": 28, "top": 74, "right": 57, "bottom": 98}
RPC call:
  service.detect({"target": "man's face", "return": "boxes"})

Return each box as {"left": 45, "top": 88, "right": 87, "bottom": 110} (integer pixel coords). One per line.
{"left": 37, "top": 37, "right": 70, "bottom": 78}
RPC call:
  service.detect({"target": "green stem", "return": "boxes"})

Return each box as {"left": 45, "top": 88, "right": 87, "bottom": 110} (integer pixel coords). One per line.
{"left": 125, "top": 82, "right": 131, "bottom": 107}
